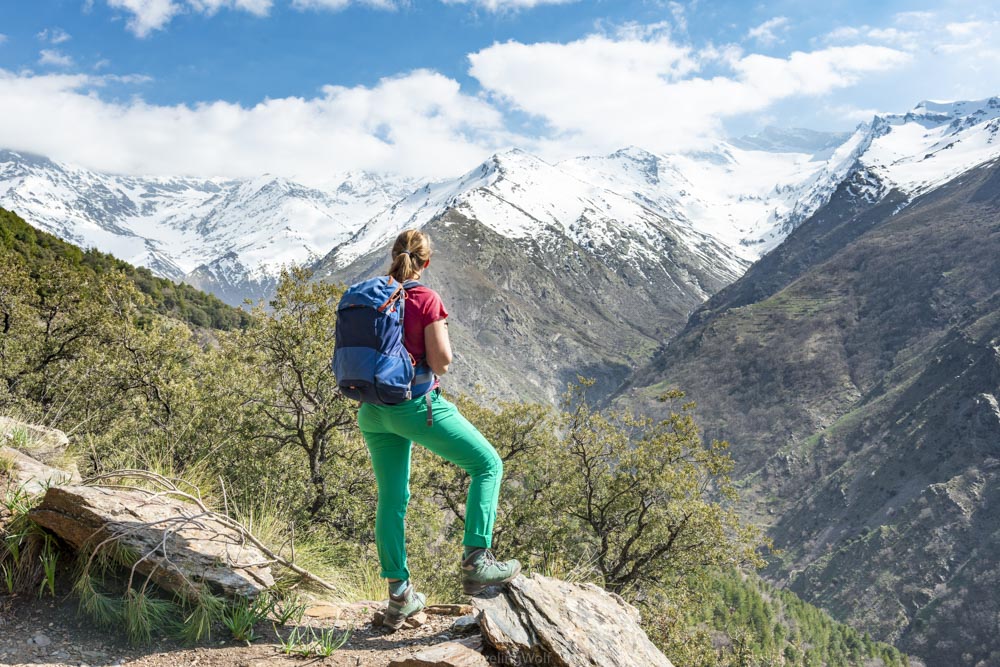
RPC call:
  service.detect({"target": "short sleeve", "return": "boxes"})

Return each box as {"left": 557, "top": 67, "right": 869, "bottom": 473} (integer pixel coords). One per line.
{"left": 419, "top": 288, "right": 448, "bottom": 326}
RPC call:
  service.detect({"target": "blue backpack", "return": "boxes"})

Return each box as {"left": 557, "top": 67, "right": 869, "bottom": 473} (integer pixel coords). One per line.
{"left": 332, "top": 276, "right": 435, "bottom": 406}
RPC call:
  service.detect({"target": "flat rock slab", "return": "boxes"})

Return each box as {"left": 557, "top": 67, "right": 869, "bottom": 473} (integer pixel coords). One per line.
{"left": 29, "top": 485, "right": 273, "bottom": 599}
{"left": 471, "top": 573, "right": 675, "bottom": 667}
{"left": 425, "top": 604, "right": 474, "bottom": 617}
{"left": 1, "top": 446, "right": 80, "bottom": 495}
{"left": 389, "top": 636, "right": 487, "bottom": 667}
{"left": 0, "top": 417, "right": 70, "bottom": 459}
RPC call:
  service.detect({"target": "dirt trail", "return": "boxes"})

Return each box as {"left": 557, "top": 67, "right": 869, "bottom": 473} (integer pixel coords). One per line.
{"left": 0, "top": 593, "right": 466, "bottom": 667}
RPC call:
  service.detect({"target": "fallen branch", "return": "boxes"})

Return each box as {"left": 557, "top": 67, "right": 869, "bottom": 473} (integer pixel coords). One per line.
{"left": 82, "top": 470, "right": 338, "bottom": 593}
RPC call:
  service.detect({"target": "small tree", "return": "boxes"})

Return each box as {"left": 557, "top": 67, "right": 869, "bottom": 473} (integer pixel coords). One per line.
{"left": 227, "top": 267, "right": 362, "bottom": 523}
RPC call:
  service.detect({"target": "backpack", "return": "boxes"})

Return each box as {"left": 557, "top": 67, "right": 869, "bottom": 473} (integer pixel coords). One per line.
{"left": 332, "top": 276, "right": 435, "bottom": 405}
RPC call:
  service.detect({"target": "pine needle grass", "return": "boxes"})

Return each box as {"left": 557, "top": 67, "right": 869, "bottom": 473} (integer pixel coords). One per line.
{"left": 123, "top": 588, "right": 177, "bottom": 645}
{"left": 178, "top": 587, "right": 226, "bottom": 644}
{"left": 74, "top": 572, "right": 125, "bottom": 628}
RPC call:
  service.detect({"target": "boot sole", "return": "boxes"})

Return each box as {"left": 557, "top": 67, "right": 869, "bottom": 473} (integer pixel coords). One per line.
{"left": 382, "top": 598, "right": 426, "bottom": 631}
{"left": 382, "top": 610, "right": 407, "bottom": 630}
{"left": 462, "top": 562, "right": 522, "bottom": 596}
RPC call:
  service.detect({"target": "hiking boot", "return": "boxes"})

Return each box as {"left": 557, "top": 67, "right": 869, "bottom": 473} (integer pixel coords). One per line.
{"left": 383, "top": 582, "right": 426, "bottom": 630}
{"left": 461, "top": 548, "right": 522, "bottom": 595}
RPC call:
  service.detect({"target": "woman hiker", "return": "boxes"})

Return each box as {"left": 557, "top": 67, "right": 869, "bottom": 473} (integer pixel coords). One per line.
{"left": 357, "top": 229, "right": 521, "bottom": 630}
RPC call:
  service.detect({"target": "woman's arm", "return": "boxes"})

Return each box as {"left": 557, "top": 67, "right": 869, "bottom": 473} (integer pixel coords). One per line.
{"left": 424, "top": 319, "right": 452, "bottom": 376}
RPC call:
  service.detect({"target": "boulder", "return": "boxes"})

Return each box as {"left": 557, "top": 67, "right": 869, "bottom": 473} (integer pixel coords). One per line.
{"left": 0, "top": 417, "right": 70, "bottom": 462}
{"left": 471, "top": 573, "right": 675, "bottom": 667}
{"left": 1, "top": 446, "right": 81, "bottom": 495}
{"left": 28, "top": 485, "right": 273, "bottom": 599}
{"left": 388, "top": 636, "right": 487, "bottom": 667}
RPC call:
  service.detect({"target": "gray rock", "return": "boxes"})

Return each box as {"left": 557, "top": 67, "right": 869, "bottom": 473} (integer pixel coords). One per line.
{"left": 1, "top": 446, "right": 81, "bottom": 495}
{"left": 388, "top": 636, "right": 487, "bottom": 667}
{"left": 448, "top": 614, "right": 480, "bottom": 634}
{"left": 29, "top": 485, "right": 273, "bottom": 600}
{"left": 30, "top": 633, "right": 52, "bottom": 647}
{"left": 472, "top": 573, "right": 675, "bottom": 667}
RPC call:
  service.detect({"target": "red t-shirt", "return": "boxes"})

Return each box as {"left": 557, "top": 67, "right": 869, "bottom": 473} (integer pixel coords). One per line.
{"left": 403, "top": 285, "right": 448, "bottom": 371}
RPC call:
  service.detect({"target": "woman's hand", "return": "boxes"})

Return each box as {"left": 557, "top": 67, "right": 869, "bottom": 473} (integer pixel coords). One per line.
{"left": 424, "top": 319, "right": 452, "bottom": 376}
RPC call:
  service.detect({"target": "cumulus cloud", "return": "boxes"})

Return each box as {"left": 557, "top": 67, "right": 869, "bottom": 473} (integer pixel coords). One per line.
{"left": 746, "top": 17, "right": 790, "bottom": 46}
{"left": 37, "top": 28, "right": 72, "bottom": 44}
{"left": 822, "top": 24, "right": 918, "bottom": 50}
{"left": 106, "top": 0, "right": 272, "bottom": 37}
{"left": 821, "top": 11, "right": 1000, "bottom": 85}
{"left": 0, "top": 68, "right": 515, "bottom": 183}
{"left": 468, "top": 32, "right": 909, "bottom": 157}
{"left": 440, "top": 0, "right": 578, "bottom": 11}
{"left": 38, "top": 50, "right": 75, "bottom": 67}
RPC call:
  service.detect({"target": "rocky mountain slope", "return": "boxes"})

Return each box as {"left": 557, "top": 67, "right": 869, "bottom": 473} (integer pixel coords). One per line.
{"left": 313, "top": 150, "right": 752, "bottom": 401}
{"left": 1, "top": 129, "right": 848, "bottom": 309}
{"left": 618, "top": 104, "right": 1000, "bottom": 665}
{"left": 0, "top": 150, "right": 415, "bottom": 305}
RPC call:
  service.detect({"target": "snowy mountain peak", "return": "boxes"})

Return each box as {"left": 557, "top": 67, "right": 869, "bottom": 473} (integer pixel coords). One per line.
{"left": 858, "top": 95, "right": 1000, "bottom": 197}
{"left": 907, "top": 97, "right": 1000, "bottom": 121}
{"left": 4, "top": 95, "right": 1000, "bottom": 306}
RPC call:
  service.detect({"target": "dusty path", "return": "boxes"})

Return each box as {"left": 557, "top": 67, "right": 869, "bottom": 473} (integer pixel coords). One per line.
{"left": 0, "top": 593, "right": 470, "bottom": 667}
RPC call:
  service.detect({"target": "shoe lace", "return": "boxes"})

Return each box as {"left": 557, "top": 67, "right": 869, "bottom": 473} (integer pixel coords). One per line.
{"left": 480, "top": 549, "right": 512, "bottom": 571}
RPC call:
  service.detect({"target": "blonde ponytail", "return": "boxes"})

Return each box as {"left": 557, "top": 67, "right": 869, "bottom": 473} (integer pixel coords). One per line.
{"left": 389, "top": 229, "right": 431, "bottom": 282}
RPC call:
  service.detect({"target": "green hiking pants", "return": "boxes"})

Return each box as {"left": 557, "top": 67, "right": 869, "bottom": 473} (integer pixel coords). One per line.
{"left": 358, "top": 389, "right": 503, "bottom": 581}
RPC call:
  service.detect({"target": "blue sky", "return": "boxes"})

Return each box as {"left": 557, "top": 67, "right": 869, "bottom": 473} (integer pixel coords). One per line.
{"left": 1, "top": 1, "right": 999, "bottom": 183}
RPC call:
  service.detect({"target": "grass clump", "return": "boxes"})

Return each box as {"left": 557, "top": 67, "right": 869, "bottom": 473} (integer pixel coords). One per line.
{"left": 276, "top": 625, "right": 351, "bottom": 657}
{"left": 221, "top": 593, "right": 272, "bottom": 644}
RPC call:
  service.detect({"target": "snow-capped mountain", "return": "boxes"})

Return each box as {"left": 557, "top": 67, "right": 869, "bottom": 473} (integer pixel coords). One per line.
{"left": 325, "top": 131, "right": 863, "bottom": 277}
{"left": 0, "top": 149, "right": 417, "bottom": 303}
{"left": 327, "top": 147, "right": 751, "bottom": 293}
{"left": 3, "top": 96, "right": 999, "bottom": 308}
{"left": 858, "top": 97, "right": 1000, "bottom": 196}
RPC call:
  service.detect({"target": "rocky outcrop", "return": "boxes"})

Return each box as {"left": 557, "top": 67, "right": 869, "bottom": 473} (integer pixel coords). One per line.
{"left": 471, "top": 573, "right": 674, "bottom": 667}
{"left": 0, "top": 417, "right": 70, "bottom": 461}
{"left": 29, "top": 485, "right": 274, "bottom": 599}
{"left": 1, "top": 446, "right": 80, "bottom": 495}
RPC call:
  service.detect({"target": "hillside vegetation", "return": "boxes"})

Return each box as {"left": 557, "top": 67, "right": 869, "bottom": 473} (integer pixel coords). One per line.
{"left": 622, "top": 157, "right": 1000, "bottom": 665}
{"left": 0, "top": 208, "right": 910, "bottom": 665}
{"left": 0, "top": 207, "right": 249, "bottom": 331}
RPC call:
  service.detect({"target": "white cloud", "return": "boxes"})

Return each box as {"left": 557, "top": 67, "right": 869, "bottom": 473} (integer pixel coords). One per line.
{"left": 468, "top": 32, "right": 908, "bottom": 157}
{"left": 106, "top": 0, "right": 272, "bottom": 37}
{"left": 746, "top": 16, "right": 789, "bottom": 46}
{"left": 945, "top": 21, "right": 985, "bottom": 37}
{"left": 0, "top": 34, "right": 7, "bottom": 45}
{"left": 107, "top": 0, "right": 182, "bottom": 37}
{"left": 291, "top": 0, "right": 397, "bottom": 10}
{"left": 37, "top": 28, "right": 72, "bottom": 44}
{"left": 0, "top": 68, "right": 514, "bottom": 183}
{"left": 822, "top": 24, "right": 918, "bottom": 50}
{"left": 38, "top": 50, "right": 75, "bottom": 68}
{"left": 439, "top": 0, "right": 578, "bottom": 11}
